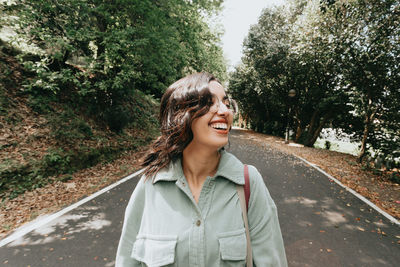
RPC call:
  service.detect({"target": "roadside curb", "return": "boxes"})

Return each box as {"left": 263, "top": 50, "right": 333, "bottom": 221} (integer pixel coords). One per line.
{"left": 0, "top": 169, "right": 144, "bottom": 247}
{"left": 294, "top": 155, "right": 400, "bottom": 226}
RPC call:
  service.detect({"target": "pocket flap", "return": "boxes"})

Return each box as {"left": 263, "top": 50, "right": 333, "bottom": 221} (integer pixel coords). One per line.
{"left": 131, "top": 234, "right": 177, "bottom": 266}
{"left": 217, "top": 228, "right": 247, "bottom": 261}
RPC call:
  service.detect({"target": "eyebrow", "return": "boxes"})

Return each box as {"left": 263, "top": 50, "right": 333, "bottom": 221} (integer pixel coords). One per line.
{"left": 211, "top": 94, "right": 229, "bottom": 101}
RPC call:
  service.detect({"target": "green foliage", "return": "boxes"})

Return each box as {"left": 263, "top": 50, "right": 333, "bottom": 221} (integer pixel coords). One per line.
{"left": 0, "top": 54, "right": 160, "bottom": 200}
{"left": 42, "top": 148, "right": 71, "bottom": 175}
{"left": 230, "top": 1, "right": 352, "bottom": 147}
{"left": 230, "top": 0, "right": 399, "bottom": 170}
{"left": 15, "top": 0, "right": 224, "bottom": 129}
{"left": 42, "top": 146, "right": 121, "bottom": 175}
{"left": 102, "top": 105, "right": 131, "bottom": 133}
{"left": 0, "top": 159, "right": 47, "bottom": 199}
{"left": 47, "top": 109, "right": 93, "bottom": 144}
{"left": 4, "top": 0, "right": 226, "bottom": 107}
{"left": 0, "top": 142, "right": 144, "bottom": 199}
{"left": 26, "top": 93, "right": 55, "bottom": 114}
{"left": 0, "top": 40, "right": 19, "bottom": 89}
{"left": 389, "top": 172, "right": 400, "bottom": 184}
{"left": 0, "top": 89, "right": 10, "bottom": 116}
{"left": 325, "top": 0, "right": 400, "bottom": 164}
{"left": 0, "top": 82, "right": 159, "bottom": 199}
{"left": 0, "top": 0, "right": 227, "bottom": 198}
{"left": 0, "top": 41, "right": 22, "bottom": 116}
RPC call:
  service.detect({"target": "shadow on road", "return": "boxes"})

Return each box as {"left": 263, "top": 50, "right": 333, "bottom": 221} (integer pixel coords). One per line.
{"left": 1, "top": 177, "right": 140, "bottom": 267}
{"left": 1, "top": 129, "right": 398, "bottom": 267}
{"left": 229, "top": 129, "right": 399, "bottom": 267}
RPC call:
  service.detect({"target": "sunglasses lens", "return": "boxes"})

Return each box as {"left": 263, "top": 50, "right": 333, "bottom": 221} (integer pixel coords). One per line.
{"left": 230, "top": 98, "right": 238, "bottom": 114}
{"left": 208, "top": 96, "right": 237, "bottom": 113}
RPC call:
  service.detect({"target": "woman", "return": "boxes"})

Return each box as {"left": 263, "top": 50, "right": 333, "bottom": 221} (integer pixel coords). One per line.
{"left": 116, "top": 72, "right": 287, "bottom": 266}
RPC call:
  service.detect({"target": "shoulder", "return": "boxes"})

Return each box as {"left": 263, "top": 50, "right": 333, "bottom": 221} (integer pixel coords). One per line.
{"left": 216, "top": 151, "right": 245, "bottom": 184}
{"left": 245, "top": 164, "right": 276, "bottom": 209}
{"left": 246, "top": 164, "right": 265, "bottom": 188}
{"left": 217, "top": 151, "right": 265, "bottom": 187}
{"left": 127, "top": 172, "right": 159, "bottom": 199}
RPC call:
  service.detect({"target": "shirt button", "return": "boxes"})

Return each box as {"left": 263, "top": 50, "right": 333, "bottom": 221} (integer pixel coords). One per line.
{"left": 196, "top": 220, "right": 201, "bottom": 226}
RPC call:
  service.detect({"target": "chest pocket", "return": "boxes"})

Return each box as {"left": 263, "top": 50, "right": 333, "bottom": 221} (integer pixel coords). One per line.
{"left": 131, "top": 234, "right": 177, "bottom": 267}
{"left": 217, "top": 228, "right": 247, "bottom": 266}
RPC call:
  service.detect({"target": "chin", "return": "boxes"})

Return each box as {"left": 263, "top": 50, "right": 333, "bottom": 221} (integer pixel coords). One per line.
{"left": 210, "top": 137, "right": 229, "bottom": 149}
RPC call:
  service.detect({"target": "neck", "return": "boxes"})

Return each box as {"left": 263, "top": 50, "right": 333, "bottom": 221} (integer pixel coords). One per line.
{"left": 182, "top": 142, "right": 221, "bottom": 186}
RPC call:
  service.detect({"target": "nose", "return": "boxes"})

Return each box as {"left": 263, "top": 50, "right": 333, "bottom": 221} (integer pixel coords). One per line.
{"left": 216, "top": 101, "right": 230, "bottom": 116}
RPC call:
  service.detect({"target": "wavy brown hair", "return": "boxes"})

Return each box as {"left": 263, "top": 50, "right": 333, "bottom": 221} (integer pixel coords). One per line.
{"left": 141, "top": 72, "right": 220, "bottom": 179}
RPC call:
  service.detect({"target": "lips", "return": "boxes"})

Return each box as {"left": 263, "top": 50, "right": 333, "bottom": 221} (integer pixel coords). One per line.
{"left": 209, "top": 120, "right": 229, "bottom": 134}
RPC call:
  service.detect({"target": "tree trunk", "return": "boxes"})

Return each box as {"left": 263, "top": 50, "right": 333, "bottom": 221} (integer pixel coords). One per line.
{"left": 306, "top": 113, "right": 332, "bottom": 147}
{"left": 357, "top": 98, "right": 377, "bottom": 163}
{"left": 308, "top": 110, "right": 318, "bottom": 135}
{"left": 295, "top": 121, "right": 303, "bottom": 142}
{"left": 94, "top": 13, "right": 107, "bottom": 61}
{"left": 358, "top": 121, "right": 369, "bottom": 163}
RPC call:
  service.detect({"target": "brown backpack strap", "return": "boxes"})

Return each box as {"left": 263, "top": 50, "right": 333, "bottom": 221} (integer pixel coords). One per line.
{"left": 244, "top": 164, "right": 250, "bottom": 211}
{"left": 236, "top": 164, "right": 253, "bottom": 267}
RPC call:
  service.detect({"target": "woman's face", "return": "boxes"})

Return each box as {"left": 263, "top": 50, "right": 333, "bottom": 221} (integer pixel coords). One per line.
{"left": 190, "top": 81, "right": 234, "bottom": 150}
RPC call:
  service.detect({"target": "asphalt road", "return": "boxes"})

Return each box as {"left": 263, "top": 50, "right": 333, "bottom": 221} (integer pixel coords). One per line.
{"left": 1, "top": 129, "right": 399, "bottom": 266}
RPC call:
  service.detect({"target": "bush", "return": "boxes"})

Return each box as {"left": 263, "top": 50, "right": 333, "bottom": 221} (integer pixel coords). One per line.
{"left": 389, "top": 172, "right": 400, "bottom": 184}
{"left": 0, "top": 160, "right": 49, "bottom": 199}
{"left": 0, "top": 145, "right": 125, "bottom": 199}
{"left": 27, "top": 94, "right": 55, "bottom": 114}
{"left": 48, "top": 109, "right": 93, "bottom": 144}
{"left": 102, "top": 105, "right": 132, "bottom": 133}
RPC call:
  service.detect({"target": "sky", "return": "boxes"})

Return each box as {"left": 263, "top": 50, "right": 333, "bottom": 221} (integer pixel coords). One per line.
{"left": 220, "top": 0, "right": 286, "bottom": 71}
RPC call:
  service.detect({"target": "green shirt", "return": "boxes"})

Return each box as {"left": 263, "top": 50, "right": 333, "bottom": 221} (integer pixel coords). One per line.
{"left": 116, "top": 150, "right": 287, "bottom": 267}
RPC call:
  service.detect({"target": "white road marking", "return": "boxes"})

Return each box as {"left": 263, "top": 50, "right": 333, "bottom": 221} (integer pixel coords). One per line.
{"left": 234, "top": 128, "right": 399, "bottom": 226}
{"left": 0, "top": 169, "right": 144, "bottom": 247}
{"left": 295, "top": 156, "right": 399, "bottom": 226}
{"left": 2, "top": 133, "right": 398, "bottom": 249}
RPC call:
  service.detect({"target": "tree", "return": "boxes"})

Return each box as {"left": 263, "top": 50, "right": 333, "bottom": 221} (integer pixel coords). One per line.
{"left": 3, "top": 0, "right": 226, "bottom": 130}
{"left": 327, "top": 0, "right": 400, "bottom": 163}
{"left": 231, "top": 0, "right": 399, "bottom": 170}
{"left": 231, "top": 0, "right": 351, "bottom": 147}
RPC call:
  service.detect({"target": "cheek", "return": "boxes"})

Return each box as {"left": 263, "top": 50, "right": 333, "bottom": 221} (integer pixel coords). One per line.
{"left": 227, "top": 112, "right": 234, "bottom": 124}
{"left": 191, "top": 117, "right": 209, "bottom": 136}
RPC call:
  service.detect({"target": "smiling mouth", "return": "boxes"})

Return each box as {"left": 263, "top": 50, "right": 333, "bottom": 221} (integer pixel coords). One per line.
{"left": 209, "top": 122, "right": 229, "bottom": 134}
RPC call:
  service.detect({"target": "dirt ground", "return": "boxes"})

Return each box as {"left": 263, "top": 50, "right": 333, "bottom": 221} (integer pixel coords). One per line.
{"left": 1, "top": 129, "right": 399, "bottom": 240}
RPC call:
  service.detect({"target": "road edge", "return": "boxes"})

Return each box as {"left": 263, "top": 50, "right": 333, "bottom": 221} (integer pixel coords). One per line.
{"left": 295, "top": 155, "right": 400, "bottom": 226}
{"left": 233, "top": 127, "right": 399, "bottom": 226}
{"left": 1, "top": 145, "right": 398, "bottom": 248}
{"left": 0, "top": 168, "right": 144, "bottom": 247}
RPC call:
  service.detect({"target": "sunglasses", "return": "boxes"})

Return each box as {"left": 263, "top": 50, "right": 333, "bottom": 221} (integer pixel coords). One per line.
{"left": 209, "top": 95, "right": 237, "bottom": 114}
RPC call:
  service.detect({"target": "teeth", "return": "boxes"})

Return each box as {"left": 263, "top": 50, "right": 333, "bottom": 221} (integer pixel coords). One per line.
{"left": 210, "top": 123, "right": 227, "bottom": 130}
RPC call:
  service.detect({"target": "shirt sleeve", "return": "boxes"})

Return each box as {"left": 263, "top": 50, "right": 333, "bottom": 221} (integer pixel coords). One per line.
{"left": 247, "top": 165, "right": 288, "bottom": 267}
{"left": 115, "top": 176, "right": 146, "bottom": 267}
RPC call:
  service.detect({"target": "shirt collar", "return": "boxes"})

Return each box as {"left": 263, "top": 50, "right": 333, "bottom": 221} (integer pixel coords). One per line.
{"left": 152, "top": 150, "right": 245, "bottom": 185}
